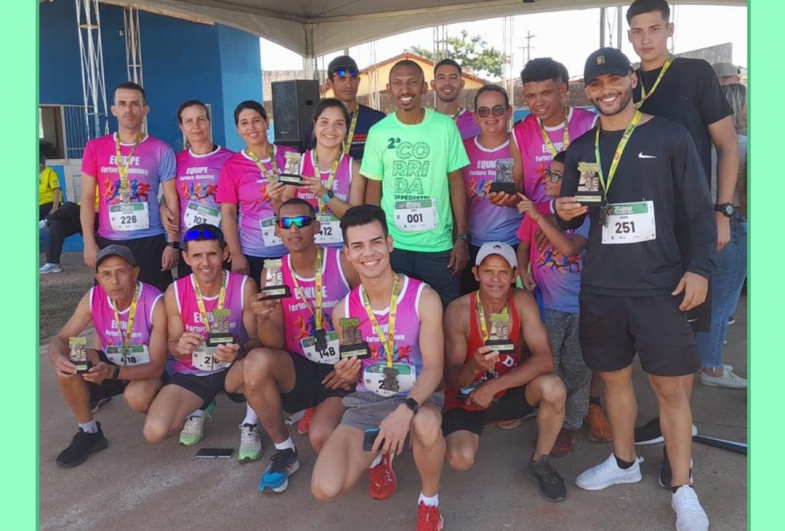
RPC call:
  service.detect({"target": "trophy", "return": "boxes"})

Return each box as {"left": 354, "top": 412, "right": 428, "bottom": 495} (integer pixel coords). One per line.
{"left": 485, "top": 313, "right": 515, "bottom": 353}
{"left": 279, "top": 151, "right": 304, "bottom": 186}
{"left": 575, "top": 162, "right": 603, "bottom": 205}
{"left": 489, "top": 158, "right": 516, "bottom": 194}
{"left": 339, "top": 317, "right": 371, "bottom": 359}
{"left": 68, "top": 337, "right": 91, "bottom": 374}
{"left": 382, "top": 366, "right": 400, "bottom": 394}
{"left": 206, "top": 309, "right": 234, "bottom": 348}
{"left": 260, "top": 259, "right": 291, "bottom": 299}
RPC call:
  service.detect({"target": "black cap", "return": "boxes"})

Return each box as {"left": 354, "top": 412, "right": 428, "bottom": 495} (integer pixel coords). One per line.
{"left": 328, "top": 55, "right": 359, "bottom": 78}
{"left": 584, "top": 48, "right": 633, "bottom": 86}
{"left": 96, "top": 245, "right": 137, "bottom": 270}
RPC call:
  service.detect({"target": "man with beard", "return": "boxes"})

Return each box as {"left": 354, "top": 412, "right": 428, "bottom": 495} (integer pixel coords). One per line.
{"left": 431, "top": 58, "right": 481, "bottom": 140}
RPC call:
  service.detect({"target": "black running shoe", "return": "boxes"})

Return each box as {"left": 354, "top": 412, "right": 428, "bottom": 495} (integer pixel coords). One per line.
{"left": 56, "top": 422, "right": 108, "bottom": 468}
{"left": 635, "top": 417, "right": 663, "bottom": 445}
{"left": 90, "top": 396, "right": 112, "bottom": 414}
{"left": 529, "top": 455, "right": 566, "bottom": 502}
{"left": 659, "top": 446, "right": 694, "bottom": 489}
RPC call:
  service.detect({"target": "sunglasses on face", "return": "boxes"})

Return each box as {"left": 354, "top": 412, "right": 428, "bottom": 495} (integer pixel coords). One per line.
{"left": 278, "top": 216, "right": 315, "bottom": 229}
{"left": 476, "top": 105, "right": 507, "bottom": 118}
{"left": 333, "top": 70, "right": 359, "bottom": 79}
{"left": 184, "top": 226, "right": 224, "bottom": 242}
{"left": 546, "top": 170, "right": 563, "bottom": 183}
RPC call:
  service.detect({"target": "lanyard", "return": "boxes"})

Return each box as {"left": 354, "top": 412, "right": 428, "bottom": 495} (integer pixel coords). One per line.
{"left": 312, "top": 150, "right": 341, "bottom": 213}
{"left": 114, "top": 133, "right": 144, "bottom": 192}
{"left": 111, "top": 282, "right": 140, "bottom": 350}
{"left": 637, "top": 54, "right": 674, "bottom": 108}
{"left": 361, "top": 274, "right": 401, "bottom": 368}
{"left": 594, "top": 110, "right": 642, "bottom": 201}
{"left": 475, "top": 291, "right": 509, "bottom": 343}
{"left": 343, "top": 106, "right": 360, "bottom": 155}
{"left": 452, "top": 107, "right": 464, "bottom": 120}
{"left": 289, "top": 248, "right": 325, "bottom": 329}
{"left": 193, "top": 271, "right": 227, "bottom": 334}
{"left": 245, "top": 146, "right": 280, "bottom": 183}
{"left": 539, "top": 108, "right": 570, "bottom": 157}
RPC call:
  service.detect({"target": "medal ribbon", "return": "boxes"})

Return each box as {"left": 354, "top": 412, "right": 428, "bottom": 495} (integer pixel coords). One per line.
{"left": 475, "top": 291, "right": 509, "bottom": 343}
{"left": 637, "top": 54, "right": 674, "bottom": 108}
{"left": 193, "top": 271, "right": 227, "bottom": 334}
{"left": 539, "top": 108, "right": 570, "bottom": 156}
{"left": 594, "top": 110, "right": 643, "bottom": 200}
{"left": 452, "top": 107, "right": 464, "bottom": 120}
{"left": 289, "top": 248, "right": 325, "bottom": 329}
{"left": 111, "top": 282, "right": 140, "bottom": 352}
{"left": 245, "top": 146, "right": 280, "bottom": 183}
{"left": 342, "top": 106, "right": 360, "bottom": 155}
{"left": 361, "top": 274, "right": 401, "bottom": 368}
{"left": 312, "top": 151, "right": 341, "bottom": 213}
{"left": 114, "top": 133, "right": 144, "bottom": 194}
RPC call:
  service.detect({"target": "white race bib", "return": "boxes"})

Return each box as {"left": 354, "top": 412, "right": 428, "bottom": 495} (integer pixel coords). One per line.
{"left": 260, "top": 217, "right": 283, "bottom": 247}
{"left": 363, "top": 362, "right": 416, "bottom": 398}
{"left": 191, "top": 344, "right": 231, "bottom": 372}
{"left": 105, "top": 345, "right": 150, "bottom": 366}
{"left": 109, "top": 202, "right": 150, "bottom": 231}
{"left": 301, "top": 331, "right": 341, "bottom": 365}
{"left": 393, "top": 199, "right": 437, "bottom": 232}
{"left": 184, "top": 201, "right": 221, "bottom": 229}
{"left": 314, "top": 213, "right": 343, "bottom": 245}
{"left": 602, "top": 201, "right": 657, "bottom": 244}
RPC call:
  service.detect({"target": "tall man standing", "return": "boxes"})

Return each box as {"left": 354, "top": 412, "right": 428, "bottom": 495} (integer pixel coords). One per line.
{"left": 431, "top": 58, "right": 481, "bottom": 140}
{"left": 80, "top": 82, "right": 179, "bottom": 292}
{"left": 362, "top": 60, "right": 470, "bottom": 308}
{"left": 556, "top": 48, "right": 715, "bottom": 531}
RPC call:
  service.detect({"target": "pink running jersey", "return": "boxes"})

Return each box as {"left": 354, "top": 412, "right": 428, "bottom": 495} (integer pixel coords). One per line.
{"left": 463, "top": 136, "right": 523, "bottom": 245}
{"left": 81, "top": 133, "right": 176, "bottom": 241}
{"left": 215, "top": 145, "right": 297, "bottom": 257}
{"left": 454, "top": 108, "right": 481, "bottom": 140}
{"left": 90, "top": 281, "right": 163, "bottom": 350}
{"left": 176, "top": 145, "right": 234, "bottom": 242}
{"left": 344, "top": 275, "right": 425, "bottom": 394}
{"left": 281, "top": 247, "right": 351, "bottom": 357}
{"left": 297, "top": 150, "right": 353, "bottom": 208}
{"left": 512, "top": 107, "right": 597, "bottom": 203}
{"left": 171, "top": 271, "right": 250, "bottom": 375}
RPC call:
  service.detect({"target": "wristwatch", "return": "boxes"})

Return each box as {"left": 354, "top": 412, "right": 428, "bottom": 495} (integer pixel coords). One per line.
{"left": 404, "top": 397, "right": 420, "bottom": 414}
{"left": 714, "top": 203, "right": 735, "bottom": 218}
{"left": 320, "top": 190, "right": 335, "bottom": 204}
{"left": 455, "top": 233, "right": 471, "bottom": 244}
{"left": 166, "top": 241, "right": 181, "bottom": 249}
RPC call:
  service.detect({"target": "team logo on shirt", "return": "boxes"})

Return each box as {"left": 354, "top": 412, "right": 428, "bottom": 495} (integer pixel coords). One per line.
{"left": 536, "top": 243, "right": 583, "bottom": 274}
{"left": 467, "top": 178, "right": 492, "bottom": 198}
{"left": 103, "top": 177, "right": 151, "bottom": 203}
{"left": 180, "top": 182, "right": 218, "bottom": 201}
{"left": 369, "top": 343, "right": 413, "bottom": 364}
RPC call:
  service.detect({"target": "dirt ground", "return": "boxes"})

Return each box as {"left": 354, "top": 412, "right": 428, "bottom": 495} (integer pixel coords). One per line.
{"left": 39, "top": 252, "right": 97, "bottom": 341}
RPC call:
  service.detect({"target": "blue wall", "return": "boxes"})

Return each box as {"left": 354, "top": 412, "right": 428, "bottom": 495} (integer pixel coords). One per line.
{"left": 39, "top": 2, "right": 262, "bottom": 155}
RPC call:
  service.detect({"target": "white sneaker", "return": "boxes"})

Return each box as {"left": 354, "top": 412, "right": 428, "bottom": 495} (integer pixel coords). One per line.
{"left": 700, "top": 366, "right": 747, "bottom": 389}
{"left": 179, "top": 414, "right": 206, "bottom": 446}
{"left": 237, "top": 423, "right": 263, "bottom": 463}
{"left": 39, "top": 263, "right": 62, "bottom": 274}
{"left": 575, "top": 453, "right": 643, "bottom": 491}
{"left": 672, "top": 486, "right": 709, "bottom": 531}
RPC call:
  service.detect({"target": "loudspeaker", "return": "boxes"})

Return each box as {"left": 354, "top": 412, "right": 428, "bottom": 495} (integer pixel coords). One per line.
{"left": 271, "top": 80, "right": 320, "bottom": 147}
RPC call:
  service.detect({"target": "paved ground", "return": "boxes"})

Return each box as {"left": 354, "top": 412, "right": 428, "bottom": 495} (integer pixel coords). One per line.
{"left": 39, "top": 254, "right": 747, "bottom": 531}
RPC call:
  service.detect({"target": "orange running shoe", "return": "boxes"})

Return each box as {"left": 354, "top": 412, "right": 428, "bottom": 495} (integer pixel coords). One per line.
{"left": 368, "top": 453, "right": 397, "bottom": 500}
{"left": 416, "top": 502, "right": 444, "bottom": 531}
{"left": 297, "top": 407, "right": 316, "bottom": 435}
{"left": 585, "top": 403, "right": 613, "bottom": 443}
{"left": 549, "top": 427, "right": 574, "bottom": 457}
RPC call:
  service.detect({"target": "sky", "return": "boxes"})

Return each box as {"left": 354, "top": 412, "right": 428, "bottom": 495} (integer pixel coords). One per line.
{"left": 259, "top": 4, "right": 747, "bottom": 81}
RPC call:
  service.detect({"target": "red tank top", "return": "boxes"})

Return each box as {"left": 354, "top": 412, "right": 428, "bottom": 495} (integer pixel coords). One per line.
{"left": 444, "top": 292, "right": 522, "bottom": 412}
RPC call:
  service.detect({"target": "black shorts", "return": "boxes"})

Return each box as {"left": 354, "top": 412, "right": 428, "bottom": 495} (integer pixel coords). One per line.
{"left": 686, "top": 283, "right": 712, "bottom": 333}
{"left": 280, "top": 352, "right": 347, "bottom": 414}
{"left": 579, "top": 292, "right": 700, "bottom": 377}
{"left": 86, "top": 350, "right": 129, "bottom": 402}
{"left": 97, "top": 234, "right": 172, "bottom": 292}
{"left": 168, "top": 368, "right": 246, "bottom": 408}
{"left": 442, "top": 386, "right": 535, "bottom": 437}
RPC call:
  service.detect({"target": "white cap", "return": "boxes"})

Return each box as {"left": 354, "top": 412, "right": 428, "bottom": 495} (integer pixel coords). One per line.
{"left": 475, "top": 242, "right": 517, "bottom": 269}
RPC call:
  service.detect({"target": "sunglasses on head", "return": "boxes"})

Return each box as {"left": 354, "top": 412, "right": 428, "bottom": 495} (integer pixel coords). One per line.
{"left": 476, "top": 105, "right": 507, "bottom": 118}
{"left": 278, "top": 216, "right": 315, "bottom": 229}
{"left": 333, "top": 70, "right": 359, "bottom": 79}
{"left": 546, "top": 170, "right": 563, "bottom": 183}
{"left": 184, "top": 226, "right": 224, "bottom": 242}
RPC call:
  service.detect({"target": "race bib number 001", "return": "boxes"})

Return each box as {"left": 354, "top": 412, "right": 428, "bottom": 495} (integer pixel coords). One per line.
{"left": 105, "top": 345, "right": 150, "bottom": 366}
{"left": 109, "top": 203, "right": 150, "bottom": 231}
{"left": 393, "top": 199, "right": 437, "bottom": 232}
{"left": 602, "top": 201, "right": 656, "bottom": 245}
{"left": 260, "top": 217, "right": 283, "bottom": 247}
{"left": 301, "top": 331, "right": 341, "bottom": 365}
{"left": 184, "top": 201, "right": 221, "bottom": 229}
{"left": 314, "top": 213, "right": 342, "bottom": 245}
{"left": 363, "top": 363, "right": 416, "bottom": 398}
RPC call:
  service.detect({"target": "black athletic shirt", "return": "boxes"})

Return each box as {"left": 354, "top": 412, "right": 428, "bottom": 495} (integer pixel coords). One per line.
{"left": 304, "top": 103, "right": 386, "bottom": 160}
{"left": 558, "top": 116, "right": 716, "bottom": 297}
{"left": 633, "top": 57, "right": 733, "bottom": 181}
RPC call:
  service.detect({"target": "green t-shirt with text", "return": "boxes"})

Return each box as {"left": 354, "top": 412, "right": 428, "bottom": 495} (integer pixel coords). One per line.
{"left": 361, "top": 108, "right": 469, "bottom": 252}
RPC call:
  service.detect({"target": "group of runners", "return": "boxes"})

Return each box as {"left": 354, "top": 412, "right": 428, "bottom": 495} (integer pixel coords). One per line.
{"left": 45, "top": 1, "right": 748, "bottom": 530}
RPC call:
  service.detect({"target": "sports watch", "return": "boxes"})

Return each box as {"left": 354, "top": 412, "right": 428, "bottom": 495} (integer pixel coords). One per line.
{"left": 714, "top": 203, "right": 735, "bottom": 218}
{"left": 166, "top": 241, "right": 180, "bottom": 249}
{"left": 404, "top": 397, "right": 420, "bottom": 414}
{"left": 320, "top": 190, "right": 335, "bottom": 204}
{"left": 455, "top": 233, "right": 471, "bottom": 244}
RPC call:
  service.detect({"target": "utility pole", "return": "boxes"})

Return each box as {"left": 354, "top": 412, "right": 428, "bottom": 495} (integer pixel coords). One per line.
{"left": 521, "top": 30, "right": 536, "bottom": 64}
{"left": 600, "top": 7, "right": 606, "bottom": 47}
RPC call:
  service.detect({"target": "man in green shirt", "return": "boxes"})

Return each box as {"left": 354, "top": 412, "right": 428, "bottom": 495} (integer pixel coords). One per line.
{"left": 362, "top": 60, "right": 470, "bottom": 308}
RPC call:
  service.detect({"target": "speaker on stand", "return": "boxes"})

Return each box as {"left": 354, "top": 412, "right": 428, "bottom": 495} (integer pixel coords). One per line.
{"left": 271, "top": 80, "right": 320, "bottom": 152}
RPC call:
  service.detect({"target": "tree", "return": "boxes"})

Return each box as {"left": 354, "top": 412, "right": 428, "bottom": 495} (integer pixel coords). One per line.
{"left": 409, "top": 30, "right": 507, "bottom": 79}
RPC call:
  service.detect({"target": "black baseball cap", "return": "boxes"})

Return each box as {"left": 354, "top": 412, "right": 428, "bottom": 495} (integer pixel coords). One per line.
{"left": 96, "top": 245, "right": 137, "bottom": 270}
{"left": 328, "top": 55, "right": 359, "bottom": 78}
{"left": 584, "top": 48, "right": 633, "bottom": 86}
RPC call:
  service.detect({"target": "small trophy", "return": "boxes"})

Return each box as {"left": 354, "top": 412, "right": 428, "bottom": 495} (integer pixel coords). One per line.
{"left": 68, "top": 337, "right": 91, "bottom": 374}
{"left": 575, "top": 162, "right": 603, "bottom": 205}
{"left": 339, "top": 317, "right": 371, "bottom": 359}
{"left": 260, "top": 259, "right": 291, "bottom": 299}
{"left": 485, "top": 313, "right": 516, "bottom": 353}
{"left": 206, "top": 309, "right": 234, "bottom": 348}
{"left": 489, "top": 158, "right": 516, "bottom": 194}
{"left": 381, "top": 366, "right": 400, "bottom": 393}
{"left": 279, "top": 151, "right": 304, "bottom": 186}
